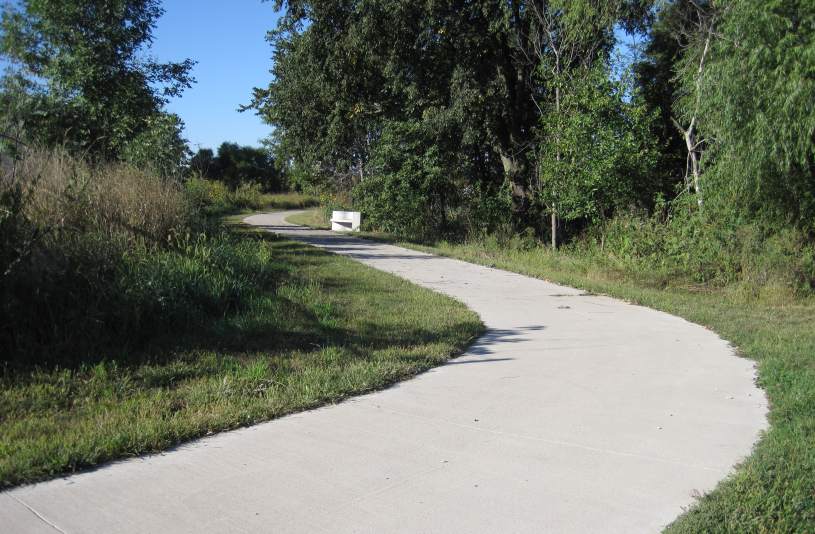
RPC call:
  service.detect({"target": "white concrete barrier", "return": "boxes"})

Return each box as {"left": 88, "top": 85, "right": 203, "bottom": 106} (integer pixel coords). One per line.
{"left": 330, "top": 210, "right": 361, "bottom": 232}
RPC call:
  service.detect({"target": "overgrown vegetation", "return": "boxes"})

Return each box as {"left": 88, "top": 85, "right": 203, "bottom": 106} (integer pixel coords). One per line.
{"left": 0, "top": 149, "right": 481, "bottom": 486}
{"left": 185, "top": 177, "right": 319, "bottom": 216}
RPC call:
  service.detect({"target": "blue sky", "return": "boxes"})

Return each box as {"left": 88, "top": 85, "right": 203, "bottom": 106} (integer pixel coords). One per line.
{"left": 150, "top": 1, "right": 281, "bottom": 151}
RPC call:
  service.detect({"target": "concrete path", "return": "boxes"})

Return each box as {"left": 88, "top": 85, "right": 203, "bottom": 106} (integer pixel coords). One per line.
{"left": 1, "top": 210, "right": 767, "bottom": 533}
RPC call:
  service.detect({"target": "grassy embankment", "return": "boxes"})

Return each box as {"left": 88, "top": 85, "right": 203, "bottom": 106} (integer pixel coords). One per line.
{"left": 285, "top": 207, "right": 331, "bottom": 229}
{"left": 0, "top": 154, "right": 481, "bottom": 487}
{"left": 289, "top": 207, "right": 815, "bottom": 532}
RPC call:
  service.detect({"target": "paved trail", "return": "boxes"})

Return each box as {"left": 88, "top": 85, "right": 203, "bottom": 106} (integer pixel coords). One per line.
{"left": 2, "top": 210, "right": 766, "bottom": 533}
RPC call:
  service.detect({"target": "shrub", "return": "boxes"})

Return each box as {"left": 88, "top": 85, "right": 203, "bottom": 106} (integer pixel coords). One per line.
{"left": 579, "top": 201, "right": 815, "bottom": 292}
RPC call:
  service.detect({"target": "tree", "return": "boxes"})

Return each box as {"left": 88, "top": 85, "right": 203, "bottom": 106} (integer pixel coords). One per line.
{"left": 252, "top": 1, "right": 650, "bottom": 234}
{"left": 525, "top": 1, "right": 634, "bottom": 247}
{"left": 190, "top": 143, "right": 283, "bottom": 191}
{"left": 353, "top": 119, "right": 457, "bottom": 238}
{"left": 0, "top": 0, "right": 195, "bottom": 162}
{"left": 634, "top": 0, "right": 701, "bottom": 203}
{"left": 671, "top": 0, "right": 718, "bottom": 206}
{"left": 537, "top": 61, "right": 656, "bottom": 226}
{"left": 249, "top": 1, "right": 541, "bottom": 225}
{"left": 686, "top": 0, "right": 815, "bottom": 228}
{"left": 189, "top": 148, "right": 216, "bottom": 178}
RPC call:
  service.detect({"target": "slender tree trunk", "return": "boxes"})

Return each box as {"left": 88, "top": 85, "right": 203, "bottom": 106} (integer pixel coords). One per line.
{"left": 552, "top": 82, "right": 560, "bottom": 250}
{"left": 684, "top": 119, "right": 702, "bottom": 204}
{"left": 673, "top": 22, "right": 713, "bottom": 207}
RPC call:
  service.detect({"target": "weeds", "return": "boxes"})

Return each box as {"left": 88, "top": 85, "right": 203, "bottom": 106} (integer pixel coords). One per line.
{"left": 185, "top": 176, "right": 319, "bottom": 215}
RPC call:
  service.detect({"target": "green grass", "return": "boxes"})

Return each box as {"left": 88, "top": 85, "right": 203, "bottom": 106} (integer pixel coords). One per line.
{"left": 262, "top": 192, "right": 321, "bottom": 210}
{"left": 0, "top": 226, "right": 482, "bottom": 487}
{"left": 286, "top": 207, "right": 330, "bottom": 229}
{"left": 347, "top": 233, "right": 814, "bottom": 532}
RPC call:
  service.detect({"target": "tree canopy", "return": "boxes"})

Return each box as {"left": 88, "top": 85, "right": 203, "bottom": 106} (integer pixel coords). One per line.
{"left": 191, "top": 142, "right": 284, "bottom": 191}
{"left": 250, "top": 0, "right": 654, "bottom": 238}
{"left": 0, "top": 0, "right": 194, "bottom": 171}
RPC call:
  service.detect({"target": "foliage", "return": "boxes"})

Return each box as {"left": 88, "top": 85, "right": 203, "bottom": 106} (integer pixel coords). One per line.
{"left": 583, "top": 206, "right": 815, "bottom": 291}
{"left": 687, "top": 0, "right": 815, "bottom": 229}
{"left": 634, "top": 0, "right": 703, "bottom": 200}
{"left": 120, "top": 113, "right": 191, "bottom": 178}
{"left": 0, "top": 0, "right": 194, "bottom": 166}
{"left": 190, "top": 142, "right": 284, "bottom": 191}
{"left": 184, "top": 177, "right": 319, "bottom": 215}
{"left": 353, "top": 119, "right": 460, "bottom": 239}
{"left": 0, "top": 148, "right": 197, "bottom": 364}
{"left": 251, "top": 0, "right": 652, "bottom": 233}
{"left": 536, "top": 62, "right": 657, "bottom": 223}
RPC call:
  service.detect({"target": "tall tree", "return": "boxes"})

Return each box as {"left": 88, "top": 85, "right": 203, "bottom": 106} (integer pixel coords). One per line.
{"left": 671, "top": 0, "right": 718, "bottom": 206}
{"left": 525, "top": 1, "right": 633, "bottom": 247}
{"left": 251, "top": 0, "right": 651, "bottom": 237}
{"left": 686, "top": 0, "right": 815, "bottom": 228}
{"left": 249, "top": 1, "right": 541, "bottom": 222}
{"left": 537, "top": 61, "right": 656, "bottom": 228}
{"left": 634, "top": 0, "right": 699, "bottom": 203}
{"left": 0, "top": 0, "right": 195, "bottom": 161}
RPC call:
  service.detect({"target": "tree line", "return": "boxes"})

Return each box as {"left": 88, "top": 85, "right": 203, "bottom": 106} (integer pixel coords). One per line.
{"left": 248, "top": 0, "right": 815, "bottom": 244}
{"left": 2, "top": 0, "right": 813, "bottom": 247}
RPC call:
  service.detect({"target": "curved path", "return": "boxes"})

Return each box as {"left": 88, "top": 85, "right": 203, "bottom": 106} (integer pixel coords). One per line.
{"left": 2, "top": 210, "right": 766, "bottom": 533}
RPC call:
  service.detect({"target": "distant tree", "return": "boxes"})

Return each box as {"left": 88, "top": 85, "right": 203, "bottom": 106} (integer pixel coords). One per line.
{"left": 0, "top": 0, "right": 195, "bottom": 163}
{"left": 190, "top": 143, "right": 283, "bottom": 191}
{"left": 189, "top": 148, "right": 216, "bottom": 177}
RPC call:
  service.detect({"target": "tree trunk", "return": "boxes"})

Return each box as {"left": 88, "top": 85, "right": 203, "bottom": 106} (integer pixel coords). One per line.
{"left": 685, "top": 123, "right": 702, "bottom": 205}
{"left": 501, "top": 152, "right": 529, "bottom": 214}
{"left": 552, "top": 82, "right": 560, "bottom": 250}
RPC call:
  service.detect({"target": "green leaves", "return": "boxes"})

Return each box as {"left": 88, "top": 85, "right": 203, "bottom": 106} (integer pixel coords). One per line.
{"left": 664, "top": 0, "right": 815, "bottom": 229}
{"left": 536, "top": 62, "right": 657, "bottom": 223}
{"left": 0, "top": 0, "right": 194, "bottom": 168}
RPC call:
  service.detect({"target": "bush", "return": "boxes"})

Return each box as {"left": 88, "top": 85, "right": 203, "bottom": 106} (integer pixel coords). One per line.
{"left": 353, "top": 120, "right": 459, "bottom": 240}
{"left": 577, "top": 200, "right": 815, "bottom": 292}
{"left": 184, "top": 177, "right": 318, "bottom": 215}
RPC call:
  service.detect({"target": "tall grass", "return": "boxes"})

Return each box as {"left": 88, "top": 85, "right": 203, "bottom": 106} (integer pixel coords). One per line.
{"left": 184, "top": 176, "right": 319, "bottom": 215}
{"left": 0, "top": 149, "right": 275, "bottom": 366}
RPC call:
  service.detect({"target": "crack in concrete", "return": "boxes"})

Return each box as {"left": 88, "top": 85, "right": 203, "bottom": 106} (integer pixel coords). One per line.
{"left": 9, "top": 495, "right": 67, "bottom": 533}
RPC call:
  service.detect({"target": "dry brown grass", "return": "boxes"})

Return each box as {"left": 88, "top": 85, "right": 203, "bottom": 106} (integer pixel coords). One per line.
{"left": 7, "top": 148, "right": 191, "bottom": 243}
